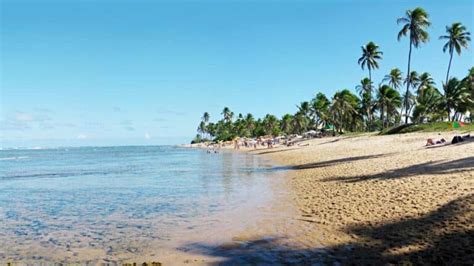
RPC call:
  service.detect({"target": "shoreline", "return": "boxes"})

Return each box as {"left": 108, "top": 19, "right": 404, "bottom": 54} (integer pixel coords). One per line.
{"left": 3, "top": 132, "right": 472, "bottom": 264}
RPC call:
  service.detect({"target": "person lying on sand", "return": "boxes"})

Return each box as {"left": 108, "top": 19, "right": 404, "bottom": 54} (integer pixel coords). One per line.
{"left": 426, "top": 138, "right": 446, "bottom": 146}
{"left": 451, "top": 134, "right": 471, "bottom": 144}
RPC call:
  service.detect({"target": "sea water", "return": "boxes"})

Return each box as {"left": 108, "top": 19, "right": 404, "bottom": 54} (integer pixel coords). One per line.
{"left": 0, "top": 146, "right": 280, "bottom": 262}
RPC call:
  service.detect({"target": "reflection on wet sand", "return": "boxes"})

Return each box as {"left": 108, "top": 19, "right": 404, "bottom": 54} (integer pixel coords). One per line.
{"left": 0, "top": 146, "right": 287, "bottom": 263}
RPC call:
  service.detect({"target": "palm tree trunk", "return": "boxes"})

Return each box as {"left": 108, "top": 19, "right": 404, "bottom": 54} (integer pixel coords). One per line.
{"left": 387, "top": 112, "right": 391, "bottom": 128}
{"left": 368, "top": 68, "right": 373, "bottom": 131}
{"left": 404, "top": 40, "right": 413, "bottom": 124}
{"left": 446, "top": 50, "right": 454, "bottom": 85}
{"left": 381, "top": 105, "right": 385, "bottom": 128}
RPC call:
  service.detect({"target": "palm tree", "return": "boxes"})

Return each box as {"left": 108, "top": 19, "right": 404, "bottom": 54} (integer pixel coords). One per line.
{"left": 297, "top": 101, "right": 314, "bottom": 129}
{"left": 383, "top": 68, "right": 404, "bottom": 122}
{"left": 356, "top": 78, "right": 373, "bottom": 97}
{"left": 383, "top": 68, "right": 403, "bottom": 91}
{"left": 206, "top": 122, "right": 216, "bottom": 139}
{"left": 221, "top": 107, "right": 233, "bottom": 123}
{"left": 310, "top": 92, "right": 331, "bottom": 128}
{"left": 443, "top": 78, "right": 472, "bottom": 121}
{"left": 397, "top": 7, "right": 431, "bottom": 123}
{"left": 462, "top": 67, "right": 474, "bottom": 121}
{"left": 417, "top": 72, "right": 435, "bottom": 98}
{"left": 244, "top": 113, "right": 255, "bottom": 135}
{"left": 377, "top": 85, "right": 402, "bottom": 128}
{"left": 200, "top": 112, "right": 210, "bottom": 139}
{"left": 358, "top": 42, "right": 383, "bottom": 87}
{"left": 280, "top": 114, "right": 294, "bottom": 135}
{"left": 262, "top": 114, "right": 280, "bottom": 136}
{"left": 201, "top": 112, "right": 210, "bottom": 123}
{"left": 292, "top": 113, "right": 309, "bottom": 134}
{"left": 413, "top": 86, "right": 444, "bottom": 123}
{"left": 330, "top": 90, "right": 360, "bottom": 133}
{"left": 402, "top": 71, "right": 420, "bottom": 121}
{"left": 440, "top": 22, "right": 471, "bottom": 84}
{"left": 197, "top": 121, "right": 206, "bottom": 139}
{"left": 356, "top": 78, "right": 373, "bottom": 130}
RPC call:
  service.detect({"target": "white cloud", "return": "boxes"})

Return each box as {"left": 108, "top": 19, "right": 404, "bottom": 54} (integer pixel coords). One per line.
{"left": 76, "top": 134, "right": 87, "bottom": 139}
{"left": 144, "top": 132, "right": 151, "bottom": 139}
{"left": 1, "top": 111, "right": 52, "bottom": 131}
{"left": 0, "top": 119, "right": 30, "bottom": 130}
{"left": 15, "top": 113, "right": 34, "bottom": 122}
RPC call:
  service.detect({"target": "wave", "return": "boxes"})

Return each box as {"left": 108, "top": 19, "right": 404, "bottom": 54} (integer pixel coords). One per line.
{"left": 1, "top": 170, "right": 110, "bottom": 180}
{"left": 0, "top": 166, "right": 143, "bottom": 180}
{"left": 0, "top": 156, "right": 29, "bottom": 161}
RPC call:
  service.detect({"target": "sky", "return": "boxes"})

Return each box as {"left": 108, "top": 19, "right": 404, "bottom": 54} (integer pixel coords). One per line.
{"left": 1, "top": 0, "right": 472, "bottom": 147}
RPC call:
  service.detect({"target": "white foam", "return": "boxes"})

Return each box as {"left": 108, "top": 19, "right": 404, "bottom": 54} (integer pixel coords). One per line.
{"left": 0, "top": 156, "right": 29, "bottom": 161}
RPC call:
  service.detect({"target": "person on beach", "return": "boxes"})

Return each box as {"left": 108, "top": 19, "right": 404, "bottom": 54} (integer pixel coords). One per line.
{"left": 234, "top": 139, "right": 240, "bottom": 150}
{"left": 267, "top": 139, "right": 273, "bottom": 148}
{"left": 426, "top": 138, "right": 446, "bottom": 146}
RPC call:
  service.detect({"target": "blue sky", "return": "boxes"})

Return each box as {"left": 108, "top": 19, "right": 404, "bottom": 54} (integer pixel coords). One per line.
{"left": 1, "top": 0, "right": 472, "bottom": 147}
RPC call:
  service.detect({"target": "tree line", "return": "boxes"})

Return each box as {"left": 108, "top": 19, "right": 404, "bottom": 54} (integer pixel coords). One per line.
{"left": 193, "top": 7, "right": 473, "bottom": 143}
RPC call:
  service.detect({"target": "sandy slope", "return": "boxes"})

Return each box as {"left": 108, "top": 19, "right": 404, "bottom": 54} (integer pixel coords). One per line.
{"left": 248, "top": 131, "right": 473, "bottom": 264}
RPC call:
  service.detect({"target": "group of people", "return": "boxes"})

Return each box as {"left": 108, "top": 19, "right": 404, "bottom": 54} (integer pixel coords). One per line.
{"left": 206, "top": 143, "right": 221, "bottom": 154}
{"left": 233, "top": 137, "right": 281, "bottom": 150}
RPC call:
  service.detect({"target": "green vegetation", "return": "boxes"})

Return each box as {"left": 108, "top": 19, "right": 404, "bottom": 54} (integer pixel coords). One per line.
{"left": 193, "top": 7, "right": 473, "bottom": 143}
{"left": 382, "top": 122, "right": 474, "bottom": 135}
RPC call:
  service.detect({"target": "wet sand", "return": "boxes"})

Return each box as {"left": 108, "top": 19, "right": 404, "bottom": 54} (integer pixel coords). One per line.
{"left": 1, "top": 148, "right": 306, "bottom": 265}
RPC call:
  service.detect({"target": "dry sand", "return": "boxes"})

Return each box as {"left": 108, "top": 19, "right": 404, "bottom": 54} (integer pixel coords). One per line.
{"left": 241, "top": 131, "right": 473, "bottom": 264}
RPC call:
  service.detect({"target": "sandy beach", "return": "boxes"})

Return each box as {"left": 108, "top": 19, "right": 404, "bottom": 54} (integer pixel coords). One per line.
{"left": 232, "top": 131, "right": 472, "bottom": 264}
{"left": 3, "top": 133, "right": 471, "bottom": 265}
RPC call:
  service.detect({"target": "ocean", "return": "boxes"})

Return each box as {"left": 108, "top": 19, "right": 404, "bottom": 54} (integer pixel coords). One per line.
{"left": 0, "top": 146, "right": 281, "bottom": 263}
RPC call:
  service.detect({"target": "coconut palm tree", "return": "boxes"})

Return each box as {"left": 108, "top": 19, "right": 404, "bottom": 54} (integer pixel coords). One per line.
{"left": 356, "top": 78, "right": 374, "bottom": 130}
{"left": 197, "top": 121, "right": 206, "bottom": 139}
{"left": 376, "top": 85, "right": 402, "bottom": 128}
{"left": 201, "top": 112, "right": 210, "bottom": 123}
{"left": 417, "top": 72, "right": 435, "bottom": 98}
{"left": 206, "top": 122, "right": 216, "bottom": 139}
{"left": 397, "top": 7, "right": 431, "bottom": 123}
{"left": 330, "top": 90, "right": 360, "bottom": 133}
{"left": 244, "top": 113, "right": 255, "bottom": 135}
{"left": 356, "top": 78, "right": 373, "bottom": 97}
{"left": 402, "top": 71, "right": 420, "bottom": 121}
{"left": 462, "top": 67, "right": 474, "bottom": 121}
{"left": 443, "top": 78, "right": 472, "bottom": 121}
{"left": 358, "top": 42, "right": 383, "bottom": 89}
{"left": 413, "top": 86, "right": 444, "bottom": 123}
{"left": 383, "top": 68, "right": 403, "bottom": 91}
{"left": 440, "top": 22, "right": 471, "bottom": 84}
{"left": 310, "top": 92, "right": 331, "bottom": 129}
{"left": 200, "top": 112, "right": 211, "bottom": 138}
{"left": 280, "top": 114, "right": 294, "bottom": 135}
{"left": 221, "top": 107, "right": 233, "bottom": 123}
{"left": 292, "top": 113, "right": 309, "bottom": 134}
{"left": 262, "top": 114, "right": 280, "bottom": 136}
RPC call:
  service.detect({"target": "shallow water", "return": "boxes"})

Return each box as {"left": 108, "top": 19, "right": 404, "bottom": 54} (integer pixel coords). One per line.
{"left": 0, "top": 146, "right": 282, "bottom": 263}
